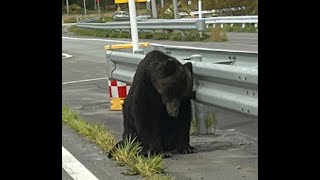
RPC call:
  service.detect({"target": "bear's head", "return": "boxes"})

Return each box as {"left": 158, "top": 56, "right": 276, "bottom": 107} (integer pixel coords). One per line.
{"left": 151, "top": 58, "right": 193, "bottom": 117}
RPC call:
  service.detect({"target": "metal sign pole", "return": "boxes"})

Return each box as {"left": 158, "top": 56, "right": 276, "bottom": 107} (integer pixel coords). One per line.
{"left": 128, "top": 0, "right": 140, "bottom": 53}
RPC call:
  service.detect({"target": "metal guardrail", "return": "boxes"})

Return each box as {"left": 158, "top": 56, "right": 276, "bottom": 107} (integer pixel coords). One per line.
{"left": 77, "top": 16, "right": 257, "bottom": 31}
{"left": 148, "top": 44, "right": 258, "bottom": 68}
{"left": 203, "top": 16, "right": 258, "bottom": 24}
{"left": 106, "top": 50, "right": 258, "bottom": 117}
{"left": 77, "top": 19, "right": 206, "bottom": 31}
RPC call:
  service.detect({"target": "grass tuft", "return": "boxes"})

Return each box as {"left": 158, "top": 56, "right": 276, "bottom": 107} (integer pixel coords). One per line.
{"left": 62, "top": 106, "right": 116, "bottom": 152}
{"left": 62, "top": 105, "right": 174, "bottom": 180}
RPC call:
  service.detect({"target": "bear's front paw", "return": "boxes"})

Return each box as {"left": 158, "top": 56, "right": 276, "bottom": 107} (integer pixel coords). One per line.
{"left": 178, "top": 146, "right": 197, "bottom": 154}
{"left": 160, "top": 152, "right": 172, "bottom": 159}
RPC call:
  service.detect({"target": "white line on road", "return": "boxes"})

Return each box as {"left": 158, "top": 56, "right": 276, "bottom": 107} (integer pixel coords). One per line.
{"left": 62, "top": 53, "right": 73, "bottom": 58}
{"left": 62, "top": 146, "right": 99, "bottom": 180}
{"left": 62, "top": 77, "right": 108, "bottom": 85}
{"left": 62, "top": 36, "right": 129, "bottom": 43}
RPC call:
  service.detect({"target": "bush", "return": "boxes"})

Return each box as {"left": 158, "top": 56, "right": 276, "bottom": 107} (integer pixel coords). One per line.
{"left": 209, "top": 27, "right": 228, "bottom": 42}
{"left": 153, "top": 33, "right": 169, "bottom": 40}
{"left": 169, "top": 33, "right": 183, "bottom": 41}
{"left": 118, "top": 32, "right": 130, "bottom": 38}
{"left": 139, "top": 32, "right": 154, "bottom": 39}
{"left": 69, "top": 4, "right": 83, "bottom": 14}
{"left": 109, "top": 31, "right": 119, "bottom": 38}
{"left": 103, "top": 30, "right": 112, "bottom": 37}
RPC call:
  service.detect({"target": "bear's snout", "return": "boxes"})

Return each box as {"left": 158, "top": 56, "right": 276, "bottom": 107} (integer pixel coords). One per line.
{"left": 166, "top": 101, "right": 180, "bottom": 117}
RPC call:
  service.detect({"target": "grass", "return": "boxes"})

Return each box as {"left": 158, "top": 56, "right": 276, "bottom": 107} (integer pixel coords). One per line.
{"left": 111, "top": 136, "right": 142, "bottom": 166}
{"left": 62, "top": 105, "right": 175, "bottom": 180}
{"left": 68, "top": 26, "right": 219, "bottom": 42}
{"left": 205, "top": 113, "right": 217, "bottom": 134}
{"left": 208, "top": 27, "right": 228, "bottom": 42}
{"left": 133, "top": 153, "right": 165, "bottom": 177}
{"left": 69, "top": 26, "right": 112, "bottom": 38}
{"left": 190, "top": 118, "right": 199, "bottom": 135}
{"left": 62, "top": 12, "right": 114, "bottom": 23}
{"left": 62, "top": 106, "right": 117, "bottom": 152}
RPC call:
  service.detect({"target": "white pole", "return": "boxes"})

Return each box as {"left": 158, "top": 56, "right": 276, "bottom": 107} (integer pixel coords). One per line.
{"left": 94, "top": 0, "right": 97, "bottom": 11}
{"left": 161, "top": 0, "right": 164, "bottom": 8}
{"left": 83, "top": 0, "right": 87, "bottom": 17}
{"left": 66, "top": 0, "right": 69, "bottom": 14}
{"left": 151, "top": 0, "right": 157, "bottom": 19}
{"left": 97, "top": 0, "right": 100, "bottom": 18}
{"left": 128, "top": 0, "right": 140, "bottom": 53}
{"left": 198, "top": 0, "right": 202, "bottom": 19}
{"left": 173, "top": 0, "right": 179, "bottom": 19}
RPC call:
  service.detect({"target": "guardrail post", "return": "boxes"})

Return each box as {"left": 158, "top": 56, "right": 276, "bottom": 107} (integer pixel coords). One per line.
{"left": 221, "top": 24, "right": 224, "bottom": 28}
{"left": 195, "top": 19, "right": 206, "bottom": 31}
{"left": 189, "top": 54, "right": 217, "bottom": 134}
{"left": 191, "top": 103, "right": 217, "bottom": 134}
{"left": 196, "top": 19, "right": 206, "bottom": 38}
{"left": 242, "top": 23, "right": 245, "bottom": 28}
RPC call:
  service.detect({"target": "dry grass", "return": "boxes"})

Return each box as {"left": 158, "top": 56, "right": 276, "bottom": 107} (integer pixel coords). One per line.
{"left": 209, "top": 27, "right": 228, "bottom": 42}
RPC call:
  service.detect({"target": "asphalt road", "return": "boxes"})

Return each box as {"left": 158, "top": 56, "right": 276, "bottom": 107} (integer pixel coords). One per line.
{"left": 62, "top": 35, "right": 258, "bottom": 180}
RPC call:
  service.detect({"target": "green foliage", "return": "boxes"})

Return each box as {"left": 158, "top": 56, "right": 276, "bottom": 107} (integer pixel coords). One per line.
{"left": 117, "top": 32, "right": 130, "bottom": 38}
{"left": 62, "top": 105, "right": 117, "bottom": 152}
{"left": 178, "top": 0, "right": 258, "bottom": 15}
{"left": 169, "top": 33, "right": 183, "bottom": 41}
{"left": 134, "top": 153, "right": 164, "bottom": 177}
{"left": 153, "top": 33, "right": 169, "bottom": 40}
{"left": 69, "top": 4, "right": 83, "bottom": 14}
{"left": 139, "top": 32, "right": 154, "bottom": 39}
{"left": 109, "top": 31, "right": 120, "bottom": 38}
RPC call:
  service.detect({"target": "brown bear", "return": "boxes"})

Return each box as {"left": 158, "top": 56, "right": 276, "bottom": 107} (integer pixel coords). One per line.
{"left": 108, "top": 50, "right": 196, "bottom": 158}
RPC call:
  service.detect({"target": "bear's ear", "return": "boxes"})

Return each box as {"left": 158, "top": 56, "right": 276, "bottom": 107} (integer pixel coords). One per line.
{"left": 183, "top": 62, "right": 193, "bottom": 74}
{"left": 164, "top": 58, "right": 177, "bottom": 75}
{"left": 152, "top": 79, "right": 166, "bottom": 95}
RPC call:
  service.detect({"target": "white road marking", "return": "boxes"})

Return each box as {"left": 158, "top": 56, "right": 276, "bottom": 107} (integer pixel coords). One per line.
{"left": 62, "top": 77, "right": 108, "bottom": 85}
{"left": 62, "top": 53, "right": 73, "bottom": 58}
{"left": 62, "top": 36, "right": 129, "bottom": 43}
{"left": 62, "top": 146, "right": 99, "bottom": 180}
